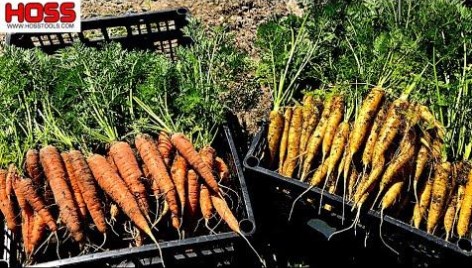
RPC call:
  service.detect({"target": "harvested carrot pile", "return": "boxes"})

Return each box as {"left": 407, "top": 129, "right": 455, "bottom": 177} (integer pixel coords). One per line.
{"left": 250, "top": 0, "right": 472, "bottom": 250}
{"left": 0, "top": 22, "right": 255, "bottom": 265}
{"left": 262, "top": 79, "right": 471, "bottom": 244}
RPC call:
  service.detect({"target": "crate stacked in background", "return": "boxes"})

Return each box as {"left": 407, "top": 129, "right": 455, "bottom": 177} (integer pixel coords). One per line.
{"left": 243, "top": 125, "right": 472, "bottom": 267}
{"left": 6, "top": 8, "right": 192, "bottom": 60}
{"left": 3, "top": 9, "right": 256, "bottom": 268}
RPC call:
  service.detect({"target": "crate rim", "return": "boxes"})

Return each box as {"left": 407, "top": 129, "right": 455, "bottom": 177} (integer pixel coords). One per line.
{"left": 29, "top": 232, "right": 237, "bottom": 267}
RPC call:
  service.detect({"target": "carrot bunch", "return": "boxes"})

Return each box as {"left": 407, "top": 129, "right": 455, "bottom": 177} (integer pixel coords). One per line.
{"left": 267, "top": 84, "right": 472, "bottom": 243}
{"left": 0, "top": 97, "right": 241, "bottom": 265}
{"left": 0, "top": 128, "right": 240, "bottom": 261}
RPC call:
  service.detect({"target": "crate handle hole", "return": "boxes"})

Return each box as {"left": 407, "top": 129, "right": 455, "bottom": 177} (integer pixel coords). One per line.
{"left": 458, "top": 238, "right": 472, "bottom": 252}
{"left": 177, "top": 8, "right": 188, "bottom": 15}
{"left": 244, "top": 156, "right": 259, "bottom": 168}
{"left": 239, "top": 218, "right": 255, "bottom": 235}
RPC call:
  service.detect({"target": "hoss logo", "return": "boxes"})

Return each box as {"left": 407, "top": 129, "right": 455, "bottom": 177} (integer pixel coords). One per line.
{"left": 5, "top": 2, "right": 77, "bottom": 23}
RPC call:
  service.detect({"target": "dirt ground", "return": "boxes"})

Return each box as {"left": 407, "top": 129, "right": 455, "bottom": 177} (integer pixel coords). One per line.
{"left": 82, "top": 0, "right": 302, "bottom": 53}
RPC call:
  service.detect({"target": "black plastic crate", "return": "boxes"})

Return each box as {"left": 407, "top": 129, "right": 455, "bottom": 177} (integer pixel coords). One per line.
{"left": 0, "top": 224, "right": 17, "bottom": 268}
{"left": 4, "top": 126, "right": 255, "bottom": 267}
{"left": 243, "top": 125, "right": 472, "bottom": 267}
{"left": 5, "top": 8, "right": 192, "bottom": 60}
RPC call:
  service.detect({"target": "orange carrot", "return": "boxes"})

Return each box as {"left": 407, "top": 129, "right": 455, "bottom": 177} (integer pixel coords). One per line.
{"left": 135, "top": 231, "right": 144, "bottom": 247}
{"left": 40, "top": 145, "right": 83, "bottom": 242}
{"left": 142, "top": 163, "right": 150, "bottom": 179}
{"left": 215, "top": 157, "right": 229, "bottom": 182}
{"left": 187, "top": 169, "right": 200, "bottom": 217}
{"left": 171, "top": 133, "right": 219, "bottom": 193}
{"left": 158, "top": 131, "right": 174, "bottom": 167}
{"left": 87, "top": 154, "right": 153, "bottom": 237}
{"left": 106, "top": 154, "right": 119, "bottom": 174}
{"left": 25, "top": 149, "right": 43, "bottom": 186}
{"left": 6, "top": 164, "right": 16, "bottom": 200}
{"left": 143, "top": 162, "right": 160, "bottom": 198}
{"left": 210, "top": 193, "right": 239, "bottom": 233}
{"left": 200, "top": 146, "right": 216, "bottom": 171}
{"left": 171, "top": 154, "right": 188, "bottom": 216}
{"left": 21, "top": 208, "right": 34, "bottom": 256}
{"left": 69, "top": 150, "right": 106, "bottom": 233}
{"left": 12, "top": 174, "right": 34, "bottom": 255}
{"left": 15, "top": 177, "right": 57, "bottom": 231}
{"left": 199, "top": 147, "right": 217, "bottom": 222}
{"left": 200, "top": 184, "right": 213, "bottom": 220}
{"left": 135, "top": 134, "right": 180, "bottom": 226}
{"left": 109, "top": 141, "right": 150, "bottom": 218}
{"left": 30, "top": 213, "right": 46, "bottom": 252}
{"left": 0, "top": 169, "right": 17, "bottom": 231}
{"left": 62, "top": 151, "right": 87, "bottom": 219}
{"left": 211, "top": 187, "right": 265, "bottom": 266}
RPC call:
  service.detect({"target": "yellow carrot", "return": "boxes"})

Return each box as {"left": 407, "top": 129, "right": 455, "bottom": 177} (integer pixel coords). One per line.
{"left": 268, "top": 110, "right": 284, "bottom": 166}
{"left": 412, "top": 174, "right": 434, "bottom": 228}
{"left": 444, "top": 192, "right": 457, "bottom": 241}
{"left": 300, "top": 96, "right": 334, "bottom": 181}
{"left": 371, "top": 98, "right": 409, "bottom": 168}
{"left": 427, "top": 162, "right": 451, "bottom": 234}
{"left": 282, "top": 106, "right": 304, "bottom": 177}
{"left": 343, "top": 88, "right": 385, "bottom": 184}
{"left": 361, "top": 104, "right": 387, "bottom": 169}
{"left": 457, "top": 165, "right": 472, "bottom": 237}
{"left": 321, "top": 97, "right": 344, "bottom": 162}
{"left": 278, "top": 107, "right": 292, "bottom": 173}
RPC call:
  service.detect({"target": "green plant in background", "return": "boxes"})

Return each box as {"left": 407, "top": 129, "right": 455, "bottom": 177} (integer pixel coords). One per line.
{"left": 256, "top": 15, "right": 322, "bottom": 109}
{"left": 173, "top": 20, "right": 254, "bottom": 139}
{"left": 51, "top": 43, "right": 157, "bottom": 140}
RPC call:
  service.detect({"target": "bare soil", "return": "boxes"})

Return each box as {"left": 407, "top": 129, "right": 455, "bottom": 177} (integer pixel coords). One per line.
{"left": 82, "top": 0, "right": 302, "bottom": 54}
